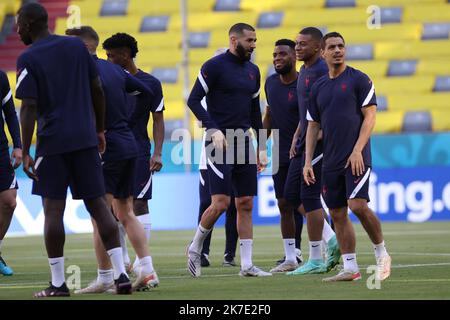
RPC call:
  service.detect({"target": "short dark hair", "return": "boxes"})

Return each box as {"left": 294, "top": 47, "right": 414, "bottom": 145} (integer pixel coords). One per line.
{"left": 228, "top": 23, "right": 255, "bottom": 36}
{"left": 18, "top": 3, "right": 48, "bottom": 29}
{"left": 102, "top": 33, "right": 139, "bottom": 58}
{"left": 299, "top": 27, "right": 323, "bottom": 42}
{"left": 65, "top": 26, "right": 99, "bottom": 45}
{"left": 321, "top": 32, "right": 345, "bottom": 49}
{"left": 275, "top": 39, "right": 295, "bottom": 50}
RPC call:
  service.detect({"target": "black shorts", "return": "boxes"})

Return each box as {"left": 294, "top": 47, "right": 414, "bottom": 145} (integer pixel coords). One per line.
{"left": 133, "top": 156, "right": 152, "bottom": 200}
{"left": 103, "top": 157, "right": 137, "bottom": 199}
{"left": 322, "top": 166, "right": 371, "bottom": 209}
{"left": 32, "top": 147, "right": 104, "bottom": 199}
{"left": 0, "top": 149, "right": 18, "bottom": 193}
{"left": 272, "top": 164, "right": 289, "bottom": 199}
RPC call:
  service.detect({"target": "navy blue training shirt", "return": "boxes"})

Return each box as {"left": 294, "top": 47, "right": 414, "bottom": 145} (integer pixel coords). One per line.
{"left": 264, "top": 73, "right": 299, "bottom": 165}
{"left": 187, "top": 50, "right": 262, "bottom": 132}
{"left": 296, "top": 58, "right": 328, "bottom": 154}
{"left": 308, "top": 66, "right": 377, "bottom": 171}
{"left": 0, "top": 70, "right": 21, "bottom": 151}
{"left": 15, "top": 35, "right": 98, "bottom": 157}
{"left": 94, "top": 57, "right": 154, "bottom": 162}
{"left": 127, "top": 70, "right": 164, "bottom": 158}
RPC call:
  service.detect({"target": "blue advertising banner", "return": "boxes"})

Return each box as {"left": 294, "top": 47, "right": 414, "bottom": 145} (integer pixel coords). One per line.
{"left": 7, "top": 166, "right": 450, "bottom": 237}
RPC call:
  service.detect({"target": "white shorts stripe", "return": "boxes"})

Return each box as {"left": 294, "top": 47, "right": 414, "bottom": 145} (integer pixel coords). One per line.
{"left": 9, "top": 175, "right": 17, "bottom": 189}
{"left": 252, "top": 88, "right": 260, "bottom": 99}
{"left": 311, "top": 153, "right": 323, "bottom": 166}
{"left": 199, "top": 171, "right": 205, "bottom": 186}
{"left": 137, "top": 173, "right": 153, "bottom": 199}
{"left": 155, "top": 97, "right": 164, "bottom": 112}
{"left": 362, "top": 83, "right": 375, "bottom": 107}
{"left": 207, "top": 158, "right": 224, "bottom": 179}
{"left": 349, "top": 167, "right": 371, "bottom": 199}
{"left": 15, "top": 68, "right": 28, "bottom": 91}
{"left": 2, "top": 90, "right": 12, "bottom": 106}
{"left": 34, "top": 156, "right": 44, "bottom": 170}
{"left": 198, "top": 71, "right": 209, "bottom": 94}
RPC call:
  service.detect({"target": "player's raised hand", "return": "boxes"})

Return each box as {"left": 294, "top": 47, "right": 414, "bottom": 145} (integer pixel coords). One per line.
{"left": 97, "top": 132, "right": 106, "bottom": 154}
{"left": 22, "top": 154, "right": 38, "bottom": 181}
{"left": 11, "top": 148, "right": 23, "bottom": 169}
{"left": 257, "top": 149, "right": 268, "bottom": 173}
{"left": 150, "top": 154, "right": 163, "bottom": 172}
{"left": 303, "top": 163, "right": 315, "bottom": 186}
{"left": 212, "top": 130, "right": 227, "bottom": 151}
{"left": 345, "top": 149, "right": 364, "bottom": 176}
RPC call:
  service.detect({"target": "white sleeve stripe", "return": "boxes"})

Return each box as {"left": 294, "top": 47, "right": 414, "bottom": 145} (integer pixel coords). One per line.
{"left": 2, "top": 90, "right": 12, "bottom": 106}
{"left": 252, "top": 88, "right": 260, "bottom": 99}
{"left": 155, "top": 97, "right": 164, "bottom": 112}
{"left": 130, "top": 90, "right": 141, "bottom": 96}
{"left": 311, "top": 153, "right": 323, "bottom": 166}
{"left": 362, "top": 83, "right": 375, "bottom": 107}
{"left": 198, "top": 71, "right": 209, "bottom": 94}
{"left": 15, "top": 68, "right": 28, "bottom": 91}
{"left": 306, "top": 110, "right": 314, "bottom": 121}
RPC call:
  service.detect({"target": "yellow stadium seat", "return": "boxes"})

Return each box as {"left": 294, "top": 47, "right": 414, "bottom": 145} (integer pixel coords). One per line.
{"left": 169, "top": 11, "right": 259, "bottom": 31}
{"left": 388, "top": 93, "right": 450, "bottom": 111}
{"left": 357, "top": 0, "right": 445, "bottom": 6}
{"left": 283, "top": 8, "right": 369, "bottom": 27}
{"left": 68, "top": 0, "right": 102, "bottom": 17}
{"left": 431, "top": 110, "right": 450, "bottom": 131}
{"left": 332, "top": 23, "right": 422, "bottom": 42}
{"left": 55, "top": 16, "right": 141, "bottom": 35}
{"left": 128, "top": 0, "right": 215, "bottom": 15}
{"left": 241, "top": 0, "right": 325, "bottom": 11}
{"left": 404, "top": 4, "right": 450, "bottom": 23}
{"left": 347, "top": 61, "right": 389, "bottom": 78}
{"left": 373, "top": 76, "right": 435, "bottom": 95}
{"left": 375, "top": 40, "right": 450, "bottom": 59}
{"left": 416, "top": 60, "right": 450, "bottom": 76}
{"left": 374, "top": 111, "right": 404, "bottom": 133}
{"left": 159, "top": 99, "right": 185, "bottom": 120}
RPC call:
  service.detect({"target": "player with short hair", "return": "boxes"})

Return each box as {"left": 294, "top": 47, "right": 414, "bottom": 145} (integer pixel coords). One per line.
{"left": 64, "top": 26, "right": 159, "bottom": 293}
{"left": 285, "top": 27, "right": 341, "bottom": 276}
{"left": 0, "top": 70, "right": 22, "bottom": 276}
{"left": 186, "top": 23, "right": 271, "bottom": 277}
{"left": 263, "top": 39, "right": 304, "bottom": 272}
{"left": 16, "top": 3, "right": 131, "bottom": 297}
{"left": 101, "top": 32, "right": 165, "bottom": 273}
{"left": 304, "top": 32, "right": 391, "bottom": 282}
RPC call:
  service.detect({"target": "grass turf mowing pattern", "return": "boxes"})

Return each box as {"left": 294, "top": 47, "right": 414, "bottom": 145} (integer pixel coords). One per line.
{"left": 0, "top": 222, "right": 449, "bottom": 300}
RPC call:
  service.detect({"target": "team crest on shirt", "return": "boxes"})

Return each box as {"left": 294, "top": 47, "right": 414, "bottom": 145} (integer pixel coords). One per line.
{"left": 288, "top": 91, "right": 294, "bottom": 101}
{"left": 341, "top": 83, "right": 347, "bottom": 91}
{"left": 305, "top": 77, "right": 310, "bottom": 87}
{"left": 322, "top": 185, "right": 328, "bottom": 195}
{"left": 248, "top": 72, "right": 255, "bottom": 80}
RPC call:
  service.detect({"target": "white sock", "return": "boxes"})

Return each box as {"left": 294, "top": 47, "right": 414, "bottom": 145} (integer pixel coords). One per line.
{"left": 373, "top": 241, "right": 388, "bottom": 260}
{"left": 283, "top": 238, "right": 297, "bottom": 263}
{"left": 97, "top": 269, "right": 113, "bottom": 285}
{"left": 48, "top": 257, "right": 65, "bottom": 287}
{"left": 139, "top": 256, "right": 155, "bottom": 274}
{"left": 137, "top": 214, "right": 151, "bottom": 241}
{"left": 190, "top": 225, "right": 211, "bottom": 254}
{"left": 309, "top": 241, "right": 323, "bottom": 261}
{"left": 107, "top": 247, "right": 127, "bottom": 280}
{"left": 342, "top": 253, "right": 359, "bottom": 272}
{"left": 118, "top": 223, "right": 130, "bottom": 265}
{"left": 240, "top": 239, "right": 253, "bottom": 270}
{"left": 322, "top": 219, "right": 335, "bottom": 243}
{"left": 133, "top": 257, "right": 140, "bottom": 272}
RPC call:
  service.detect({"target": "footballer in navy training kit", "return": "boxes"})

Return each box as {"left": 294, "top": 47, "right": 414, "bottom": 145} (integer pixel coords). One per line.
{"left": 101, "top": 32, "right": 165, "bottom": 272}
{"left": 186, "top": 23, "right": 271, "bottom": 278}
{"left": 263, "top": 39, "right": 304, "bottom": 273}
{"left": 285, "top": 27, "right": 340, "bottom": 277}
{"left": 0, "top": 70, "right": 22, "bottom": 276}
{"left": 16, "top": 3, "right": 132, "bottom": 297}
{"left": 304, "top": 32, "right": 391, "bottom": 282}
{"left": 65, "top": 27, "right": 160, "bottom": 294}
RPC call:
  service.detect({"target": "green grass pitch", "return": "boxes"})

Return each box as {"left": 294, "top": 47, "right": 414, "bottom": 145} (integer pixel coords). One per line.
{"left": 1, "top": 221, "right": 449, "bottom": 300}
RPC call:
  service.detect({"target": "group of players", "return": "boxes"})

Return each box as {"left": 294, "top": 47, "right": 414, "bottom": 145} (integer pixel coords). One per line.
{"left": 0, "top": 2, "right": 391, "bottom": 298}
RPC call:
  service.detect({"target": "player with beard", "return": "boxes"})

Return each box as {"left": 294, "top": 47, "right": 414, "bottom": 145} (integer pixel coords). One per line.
{"left": 186, "top": 23, "right": 271, "bottom": 278}
{"left": 262, "top": 39, "right": 303, "bottom": 272}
